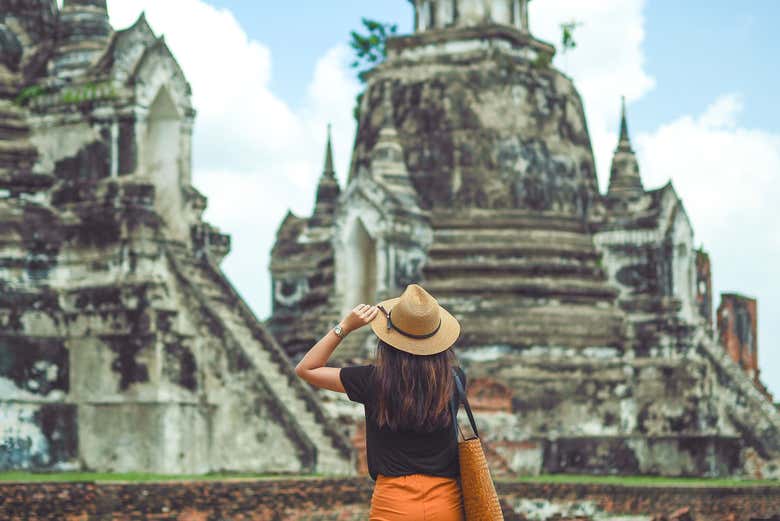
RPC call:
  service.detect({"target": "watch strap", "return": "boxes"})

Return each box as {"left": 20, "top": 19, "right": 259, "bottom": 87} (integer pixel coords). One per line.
{"left": 333, "top": 325, "right": 345, "bottom": 339}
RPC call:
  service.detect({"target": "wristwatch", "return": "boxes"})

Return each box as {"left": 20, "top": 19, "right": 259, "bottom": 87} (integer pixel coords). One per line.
{"left": 333, "top": 324, "right": 346, "bottom": 339}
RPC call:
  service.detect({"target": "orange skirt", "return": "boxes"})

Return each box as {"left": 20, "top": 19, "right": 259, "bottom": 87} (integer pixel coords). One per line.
{"left": 369, "top": 473, "right": 465, "bottom": 521}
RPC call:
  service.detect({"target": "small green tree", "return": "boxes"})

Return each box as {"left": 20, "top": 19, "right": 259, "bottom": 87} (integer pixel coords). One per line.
{"left": 350, "top": 18, "right": 397, "bottom": 120}
{"left": 560, "top": 20, "right": 582, "bottom": 53}
{"left": 350, "top": 18, "right": 398, "bottom": 82}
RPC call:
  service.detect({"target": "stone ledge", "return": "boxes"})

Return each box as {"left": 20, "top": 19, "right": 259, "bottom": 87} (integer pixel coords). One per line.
{"left": 2, "top": 477, "right": 779, "bottom": 521}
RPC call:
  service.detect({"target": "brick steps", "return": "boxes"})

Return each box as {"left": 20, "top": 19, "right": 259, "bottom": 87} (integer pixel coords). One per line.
{"left": 425, "top": 276, "right": 618, "bottom": 300}
{"left": 174, "top": 256, "right": 354, "bottom": 475}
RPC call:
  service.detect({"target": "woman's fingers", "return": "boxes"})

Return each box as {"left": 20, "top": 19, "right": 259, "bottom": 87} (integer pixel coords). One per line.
{"left": 362, "top": 305, "right": 378, "bottom": 322}
{"left": 345, "top": 304, "right": 379, "bottom": 329}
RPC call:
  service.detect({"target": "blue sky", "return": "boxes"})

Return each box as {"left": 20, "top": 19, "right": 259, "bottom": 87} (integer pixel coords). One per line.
{"left": 204, "top": 0, "right": 779, "bottom": 133}
{"left": 638, "top": 1, "right": 778, "bottom": 132}
{"left": 107, "top": 1, "right": 780, "bottom": 397}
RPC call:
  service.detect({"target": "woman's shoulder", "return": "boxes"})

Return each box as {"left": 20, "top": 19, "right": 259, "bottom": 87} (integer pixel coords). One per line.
{"left": 340, "top": 364, "right": 376, "bottom": 404}
{"left": 341, "top": 364, "right": 375, "bottom": 378}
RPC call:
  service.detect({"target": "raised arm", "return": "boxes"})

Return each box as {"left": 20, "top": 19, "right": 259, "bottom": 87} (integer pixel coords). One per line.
{"left": 294, "top": 304, "right": 378, "bottom": 392}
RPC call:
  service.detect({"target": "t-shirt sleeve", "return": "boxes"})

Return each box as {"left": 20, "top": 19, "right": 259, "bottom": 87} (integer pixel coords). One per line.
{"left": 340, "top": 364, "right": 374, "bottom": 404}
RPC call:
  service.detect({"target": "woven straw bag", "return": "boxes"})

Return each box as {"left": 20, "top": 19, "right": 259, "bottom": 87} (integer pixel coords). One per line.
{"left": 450, "top": 368, "right": 504, "bottom": 521}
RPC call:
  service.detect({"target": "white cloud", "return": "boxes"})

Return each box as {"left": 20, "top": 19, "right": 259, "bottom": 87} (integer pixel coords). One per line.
{"left": 530, "top": 0, "right": 655, "bottom": 192}
{"left": 106, "top": 0, "right": 361, "bottom": 316}
{"left": 637, "top": 94, "right": 779, "bottom": 231}
{"left": 698, "top": 93, "right": 743, "bottom": 129}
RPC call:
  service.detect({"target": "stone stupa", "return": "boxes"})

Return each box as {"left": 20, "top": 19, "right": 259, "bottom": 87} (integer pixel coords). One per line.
{"left": 269, "top": 0, "right": 780, "bottom": 477}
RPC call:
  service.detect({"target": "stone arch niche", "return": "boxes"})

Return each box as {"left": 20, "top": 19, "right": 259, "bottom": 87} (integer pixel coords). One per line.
{"left": 668, "top": 205, "right": 697, "bottom": 324}
{"left": 143, "top": 86, "right": 186, "bottom": 240}
{"left": 342, "top": 218, "right": 378, "bottom": 315}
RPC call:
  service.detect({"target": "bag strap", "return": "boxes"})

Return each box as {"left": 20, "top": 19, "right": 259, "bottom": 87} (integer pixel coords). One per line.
{"left": 449, "top": 371, "right": 462, "bottom": 443}
{"left": 450, "top": 367, "right": 479, "bottom": 442}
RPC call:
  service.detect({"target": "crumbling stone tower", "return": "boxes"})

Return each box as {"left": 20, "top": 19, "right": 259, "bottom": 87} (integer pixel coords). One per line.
{"left": 0, "top": 1, "right": 353, "bottom": 474}
{"left": 270, "top": 0, "right": 780, "bottom": 477}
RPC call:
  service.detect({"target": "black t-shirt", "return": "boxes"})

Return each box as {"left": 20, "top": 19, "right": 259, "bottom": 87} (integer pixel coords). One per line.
{"left": 340, "top": 364, "right": 467, "bottom": 481}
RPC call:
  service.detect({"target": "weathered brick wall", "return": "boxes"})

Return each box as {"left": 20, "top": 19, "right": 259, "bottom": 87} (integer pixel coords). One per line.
{"left": 716, "top": 293, "right": 775, "bottom": 404}
{"left": 497, "top": 482, "right": 780, "bottom": 521}
{"left": 0, "top": 479, "right": 372, "bottom": 521}
{"left": 1, "top": 478, "right": 779, "bottom": 521}
{"left": 718, "top": 294, "right": 759, "bottom": 378}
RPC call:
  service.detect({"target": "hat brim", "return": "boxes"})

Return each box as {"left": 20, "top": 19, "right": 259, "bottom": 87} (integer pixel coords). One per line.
{"left": 370, "top": 297, "right": 461, "bottom": 355}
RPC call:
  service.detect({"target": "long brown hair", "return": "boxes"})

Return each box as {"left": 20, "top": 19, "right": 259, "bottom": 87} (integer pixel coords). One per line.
{"left": 373, "top": 339, "right": 457, "bottom": 432}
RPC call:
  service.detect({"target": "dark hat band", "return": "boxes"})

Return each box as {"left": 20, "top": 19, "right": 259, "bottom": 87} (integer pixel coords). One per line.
{"left": 378, "top": 305, "right": 442, "bottom": 340}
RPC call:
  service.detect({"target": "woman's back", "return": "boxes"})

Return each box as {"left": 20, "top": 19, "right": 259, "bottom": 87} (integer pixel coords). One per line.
{"left": 340, "top": 364, "right": 467, "bottom": 481}
{"left": 296, "top": 284, "right": 466, "bottom": 521}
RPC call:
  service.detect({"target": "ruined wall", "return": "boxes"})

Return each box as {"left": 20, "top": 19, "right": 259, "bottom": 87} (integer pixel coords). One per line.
{"left": 269, "top": 1, "right": 780, "bottom": 478}
{"left": 453, "top": 350, "right": 742, "bottom": 477}
{"left": 695, "top": 249, "right": 714, "bottom": 329}
{"left": 594, "top": 183, "right": 700, "bottom": 341}
{"left": 332, "top": 9, "right": 760, "bottom": 477}
{"left": 268, "top": 210, "right": 340, "bottom": 361}
{"left": 353, "top": 39, "right": 595, "bottom": 213}
{"left": 0, "top": 5, "right": 352, "bottom": 475}
{"left": 2, "top": 478, "right": 780, "bottom": 521}
{"left": 341, "top": 29, "right": 629, "bottom": 359}
{"left": 716, "top": 293, "right": 773, "bottom": 404}
{"left": 718, "top": 294, "right": 758, "bottom": 379}
{"left": 0, "top": 179, "right": 325, "bottom": 474}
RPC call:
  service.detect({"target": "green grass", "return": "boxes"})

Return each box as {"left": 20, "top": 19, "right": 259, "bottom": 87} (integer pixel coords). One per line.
{"left": 501, "top": 474, "right": 780, "bottom": 488}
{"left": 0, "top": 471, "right": 325, "bottom": 483}
{"left": 0, "top": 471, "right": 777, "bottom": 486}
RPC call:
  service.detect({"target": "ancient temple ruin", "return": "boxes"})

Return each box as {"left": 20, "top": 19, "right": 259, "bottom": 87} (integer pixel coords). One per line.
{"left": 270, "top": 0, "right": 780, "bottom": 477}
{"left": 0, "top": 0, "right": 353, "bottom": 474}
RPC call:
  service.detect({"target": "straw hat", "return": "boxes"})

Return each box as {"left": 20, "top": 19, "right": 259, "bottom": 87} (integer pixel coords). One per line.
{"left": 371, "top": 284, "right": 461, "bottom": 355}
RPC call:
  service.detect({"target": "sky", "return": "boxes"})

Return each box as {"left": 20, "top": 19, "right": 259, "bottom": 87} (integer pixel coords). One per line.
{"left": 104, "top": 1, "right": 780, "bottom": 398}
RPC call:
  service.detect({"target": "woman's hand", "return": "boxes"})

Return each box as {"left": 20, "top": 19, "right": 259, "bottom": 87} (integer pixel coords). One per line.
{"left": 340, "top": 304, "right": 379, "bottom": 334}
{"left": 295, "top": 304, "right": 378, "bottom": 393}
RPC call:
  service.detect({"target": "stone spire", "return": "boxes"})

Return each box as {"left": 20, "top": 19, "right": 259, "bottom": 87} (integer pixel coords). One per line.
{"left": 371, "top": 86, "right": 417, "bottom": 204}
{"left": 322, "top": 124, "right": 336, "bottom": 179}
{"left": 50, "top": 0, "right": 112, "bottom": 78}
{"left": 0, "top": 22, "right": 52, "bottom": 195}
{"left": 410, "top": 0, "right": 532, "bottom": 33}
{"left": 607, "top": 97, "right": 644, "bottom": 199}
{"left": 617, "top": 96, "right": 631, "bottom": 150}
{"left": 310, "top": 125, "right": 341, "bottom": 227}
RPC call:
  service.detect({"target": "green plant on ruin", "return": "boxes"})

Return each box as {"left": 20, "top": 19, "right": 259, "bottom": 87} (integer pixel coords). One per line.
{"left": 350, "top": 18, "right": 397, "bottom": 81}
{"left": 14, "top": 84, "right": 46, "bottom": 106}
{"left": 349, "top": 18, "right": 398, "bottom": 121}
{"left": 15, "top": 81, "right": 118, "bottom": 107}
{"left": 560, "top": 20, "right": 583, "bottom": 53}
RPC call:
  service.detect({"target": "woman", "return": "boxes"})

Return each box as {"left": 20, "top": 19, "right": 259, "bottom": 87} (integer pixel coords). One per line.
{"left": 295, "top": 283, "right": 467, "bottom": 521}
